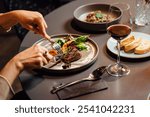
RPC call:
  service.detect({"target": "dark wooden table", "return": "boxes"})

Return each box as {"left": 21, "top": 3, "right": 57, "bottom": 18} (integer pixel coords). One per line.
{"left": 20, "top": 0, "right": 150, "bottom": 100}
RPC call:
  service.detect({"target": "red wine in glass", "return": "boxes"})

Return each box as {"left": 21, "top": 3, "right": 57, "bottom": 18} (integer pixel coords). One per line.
{"left": 107, "top": 24, "right": 131, "bottom": 77}
{"left": 107, "top": 24, "right": 131, "bottom": 40}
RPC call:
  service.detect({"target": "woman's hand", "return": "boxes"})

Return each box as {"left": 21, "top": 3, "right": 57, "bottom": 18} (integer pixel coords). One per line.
{"left": 13, "top": 10, "right": 50, "bottom": 39}
{"left": 0, "top": 45, "right": 52, "bottom": 84}
{"left": 13, "top": 44, "right": 52, "bottom": 70}
{"left": 0, "top": 10, "right": 50, "bottom": 39}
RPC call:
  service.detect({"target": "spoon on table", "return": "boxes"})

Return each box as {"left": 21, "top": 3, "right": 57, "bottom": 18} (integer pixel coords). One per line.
{"left": 51, "top": 66, "right": 107, "bottom": 94}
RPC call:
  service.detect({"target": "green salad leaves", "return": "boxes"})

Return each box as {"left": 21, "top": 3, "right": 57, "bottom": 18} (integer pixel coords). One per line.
{"left": 56, "top": 38, "right": 66, "bottom": 47}
{"left": 56, "top": 35, "right": 89, "bottom": 51}
{"left": 95, "top": 13, "right": 103, "bottom": 19}
{"left": 74, "top": 35, "right": 89, "bottom": 50}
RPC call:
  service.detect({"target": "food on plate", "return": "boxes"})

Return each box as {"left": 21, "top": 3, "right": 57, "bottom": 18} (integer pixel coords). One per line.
{"left": 124, "top": 38, "right": 142, "bottom": 52}
{"left": 86, "top": 10, "right": 114, "bottom": 23}
{"left": 62, "top": 40, "right": 74, "bottom": 53}
{"left": 134, "top": 39, "right": 150, "bottom": 54}
{"left": 62, "top": 46, "right": 82, "bottom": 63}
{"left": 119, "top": 35, "right": 150, "bottom": 54}
{"left": 120, "top": 35, "right": 135, "bottom": 48}
{"left": 49, "top": 35, "right": 88, "bottom": 69}
{"left": 49, "top": 49, "right": 58, "bottom": 56}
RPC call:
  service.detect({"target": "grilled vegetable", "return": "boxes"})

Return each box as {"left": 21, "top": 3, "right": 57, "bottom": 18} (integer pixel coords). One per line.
{"left": 56, "top": 38, "right": 66, "bottom": 47}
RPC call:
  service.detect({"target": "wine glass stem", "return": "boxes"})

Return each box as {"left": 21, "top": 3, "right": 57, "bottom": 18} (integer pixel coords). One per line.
{"left": 117, "top": 40, "right": 121, "bottom": 66}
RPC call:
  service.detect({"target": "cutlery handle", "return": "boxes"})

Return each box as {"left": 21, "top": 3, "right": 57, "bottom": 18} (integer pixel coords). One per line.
{"left": 45, "top": 37, "right": 55, "bottom": 44}
{"left": 45, "top": 59, "right": 61, "bottom": 68}
{"left": 51, "top": 77, "right": 89, "bottom": 94}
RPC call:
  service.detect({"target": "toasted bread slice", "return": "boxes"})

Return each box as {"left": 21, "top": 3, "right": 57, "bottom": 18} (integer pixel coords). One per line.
{"left": 124, "top": 38, "right": 142, "bottom": 52}
{"left": 120, "top": 35, "right": 135, "bottom": 48}
{"left": 134, "top": 39, "right": 150, "bottom": 54}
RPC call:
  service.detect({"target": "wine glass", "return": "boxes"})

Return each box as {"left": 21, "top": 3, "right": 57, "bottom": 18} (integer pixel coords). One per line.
{"left": 112, "top": 3, "right": 132, "bottom": 25}
{"left": 107, "top": 3, "right": 132, "bottom": 77}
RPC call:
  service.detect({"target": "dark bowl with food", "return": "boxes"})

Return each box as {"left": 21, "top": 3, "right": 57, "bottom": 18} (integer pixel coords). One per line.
{"left": 73, "top": 3, "right": 122, "bottom": 32}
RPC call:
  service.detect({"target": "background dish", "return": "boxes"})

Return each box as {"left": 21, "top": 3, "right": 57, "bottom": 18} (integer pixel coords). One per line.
{"left": 73, "top": 3, "right": 122, "bottom": 32}
{"left": 34, "top": 34, "right": 99, "bottom": 74}
{"left": 107, "top": 32, "right": 150, "bottom": 59}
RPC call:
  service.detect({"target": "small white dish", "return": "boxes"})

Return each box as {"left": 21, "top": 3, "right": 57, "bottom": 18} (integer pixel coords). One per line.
{"left": 107, "top": 32, "right": 150, "bottom": 59}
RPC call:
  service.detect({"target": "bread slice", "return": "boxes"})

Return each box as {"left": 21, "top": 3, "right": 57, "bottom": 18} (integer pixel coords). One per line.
{"left": 134, "top": 39, "right": 150, "bottom": 54}
{"left": 120, "top": 35, "right": 135, "bottom": 48}
{"left": 124, "top": 38, "right": 142, "bottom": 52}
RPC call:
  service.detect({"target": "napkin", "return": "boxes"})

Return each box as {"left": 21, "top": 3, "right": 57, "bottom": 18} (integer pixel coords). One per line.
{"left": 51, "top": 80, "right": 108, "bottom": 100}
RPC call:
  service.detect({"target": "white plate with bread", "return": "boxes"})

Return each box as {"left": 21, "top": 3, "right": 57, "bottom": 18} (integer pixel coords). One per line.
{"left": 107, "top": 32, "right": 150, "bottom": 59}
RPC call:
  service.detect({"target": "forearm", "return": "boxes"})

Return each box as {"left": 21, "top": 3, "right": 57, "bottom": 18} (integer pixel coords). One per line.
{"left": 0, "top": 45, "right": 50, "bottom": 99}
{"left": 0, "top": 58, "right": 23, "bottom": 85}
{"left": 0, "top": 11, "right": 18, "bottom": 30}
{"left": 0, "top": 58, "right": 22, "bottom": 99}
{"left": 0, "top": 76, "right": 13, "bottom": 99}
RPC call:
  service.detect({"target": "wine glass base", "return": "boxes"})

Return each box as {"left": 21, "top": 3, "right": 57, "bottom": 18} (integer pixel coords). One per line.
{"left": 107, "top": 63, "right": 130, "bottom": 77}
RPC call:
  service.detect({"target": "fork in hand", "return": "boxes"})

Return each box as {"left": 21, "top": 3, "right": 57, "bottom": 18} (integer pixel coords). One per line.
{"left": 46, "top": 38, "right": 62, "bottom": 54}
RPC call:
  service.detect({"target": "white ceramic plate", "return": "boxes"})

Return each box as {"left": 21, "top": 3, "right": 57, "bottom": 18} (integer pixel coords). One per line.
{"left": 107, "top": 32, "right": 150, "bottom": 59}
{"left": 34, "top": 34, "right": 99, "bottom": 73}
